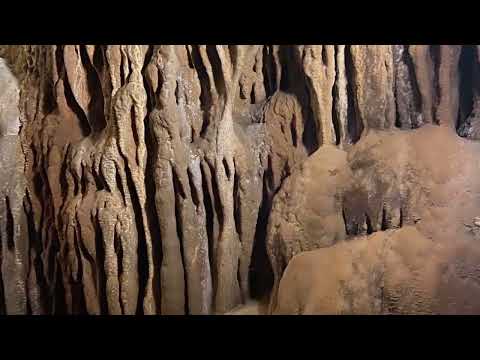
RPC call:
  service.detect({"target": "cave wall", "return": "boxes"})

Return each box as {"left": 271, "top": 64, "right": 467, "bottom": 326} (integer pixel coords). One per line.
{"left": 0, "top": 45, "right": 478, "bottom": 315}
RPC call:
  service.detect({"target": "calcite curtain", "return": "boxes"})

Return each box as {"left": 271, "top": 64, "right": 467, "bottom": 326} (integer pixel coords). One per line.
{"left": 0, "top": 45, "right": 477, "bottom": 315}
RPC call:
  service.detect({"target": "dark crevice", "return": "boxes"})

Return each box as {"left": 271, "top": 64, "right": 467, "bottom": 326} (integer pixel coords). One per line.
{"left": 80, "top": 167, "right": 88, "bottom": 195}
{"left": 190, "top": 45, "right": 212, "bottom": 138}
{"left": 233, "top": 162, "right": 241, "bottom": 238}
{"left": 120, "top": 55, "right": 126, "bottom": 87}
{"left": 31, "top": 149, "right": 43, "bottom": 196}
{"left": 92, "top": 168, "right": 106, "bottom": 191}
{"left": 222, "top": 158, "right": 231, "bottom": 181}
{"left": 381, "top": 206, "right": 388, "bottom": 231}
{"left": 93, "top": 45, "right": 105, "bottom": 76}
{"left": 113, "top": 230, "right": 124, "bottom": 314}
{"left": 279, "top": 46, "right": 290, "bottom": 92}
{"left": 187, "top": 168, "right": 200, "bottom": 207}
{"left": 331, "top": 46, "right": 341, "bottom": 145}
{"left": 394, "top": 94, "right": 402, "bottom": 129}
{"left": 142, "top": 45, "right": 155, "bottom": 113}
{"left": 274, "top": 45, "right": 317, "bottom": 152}
{"left": 59, "top": 150, "right": 70, "bottom": 198}
{"left": 174, "top": 80, "right": 180, "bottom": 105}
{"left": 142, "top": 44, "right": 162, "bottom": 313}
{"left": 191, "top": 125, "right": 196, "bottom": 143}
{"left": 75, "top": 217, "right": 97, "bottom": 295}
{"left": 345, "top": 45, "right": 362, "bottom": 143}
{"left": 404, "top": 45, "right": 423, "bottom": 118}
{"left": 127, "top": 59, "right": 133, "bottom": 82}
{"left": 228, "top": 46, "right": 237, "bottom": 70}
{"left": 171, "top": 166, "right": 188, "bottom": 315}
{"left": 24, "top": 195, "right": 47, "bottom": 313}
{"left": 48, "top": 229, "right": 61, "bottom": 306}
{"left": 262, "top": 45, "right": 276, "bottom": 97}
{"left": 62, "top": 64, "right": 92, "bottom": 137}
{"left": 185, "top": 46, "right": 195, "bottom": 69}
{"left": 366, "top": 213, "right": 373, "bottom": 235}
{"left": 122, "top": 165, "right": 148, "bottom": 316}
{"left": 93, "top": 216, "right": 108, "bottom": 315}
{"left": 237, "top": 258, "right": 243, "bottom": 304}
{"left": 208, "top": 162, "right": 224, "bottom": 229}
{"left": 342, "top": 207, "right": 349, "bottom": 236}
{"left": 42, "top": 52, "right": 57, "bottom": 115}
{"left": 206, "top": 46, "right": 226, "bottom": 98}
{"left": 266, "top": 155, "right": 274, "bottom": 192}
{"left": 131, "top": 107, "right": 139, "bottom": 149}
{"left": 392, "top": 46, "right": 403, "bottom": 129}
{"left": 79, "top": 45, "right": 106, "bottom": 133}
{"left": 349, "top": 221, "right": 359, "bottom": 236}
{"left": 399, "top": 207, "right": 403, "bottom": 228}
{"left": 249, "top": 173, "right": 274, "bottom": 300}
{"left": 321, "top": 46, "right": 328, "bottom": 65}
{"left": 457, "top": 45, "right": 478, "bottom": 135}
{"left": 115, "top": 167, "right": 126, "bottom": 206}
{"left": 200, "top": 162, "right": 215, "bottom": 274}
{"left": 393, "top": 45, "right": 406, "bottom": 129}
{"left": 53, "top": 256, "right": 66, "bottom": 315}
{"left": 55, "top": 45, "right": 65, "bottom": 84}
{"left": 71, "top": 228, "right": 87, "bottom": 314}
{"left": 286, "top": 46, "right": 317, "bottom": 153}
{"left": 155, "top": 68, "right": 163, "bottom": 99}
{"left": 430, "top": 45, "right": 441, "bottom": 124}
{"left": 302, "top": 82, "right": 318, "bottom": 153}
{"left": 250, "top": 84, "right": 256, "bottom": 104}
{"left": 291, "top": 114, "right": 298, "bottom": 147}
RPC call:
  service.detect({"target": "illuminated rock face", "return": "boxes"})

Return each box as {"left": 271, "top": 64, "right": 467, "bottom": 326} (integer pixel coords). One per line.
{"left": 0, "top": 45, "right": 479, "bottom": 315}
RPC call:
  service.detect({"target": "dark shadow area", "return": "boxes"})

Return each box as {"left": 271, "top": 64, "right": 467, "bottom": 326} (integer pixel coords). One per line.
{"left": 345, "top": 45, "right": 363, "bottom": 143}
{"left": 457, "top": 45, "right": 479, "bottom": 135}
{"left": 279, "top": 45, "right": 318, "bottom": 154}
{"left": 249, "top": 177, "right": 274, "bottom": 299}
{"left": 429, "top": 45, "right": 441, "bottom": 123}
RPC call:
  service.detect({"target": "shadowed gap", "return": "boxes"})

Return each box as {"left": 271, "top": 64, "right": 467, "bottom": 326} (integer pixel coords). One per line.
{"left": 171, "top": 167, "right": 188, "bottom": 314}
{"left": 345, "top": 45, "right": 362, "bottom": 143}
{"left": 430, "top": 45, "right": 441, "bottom": 124}
{"left": 457, "top": 45, "right": 478, "bottom": 135}
{"left": 249, "top": 173, "right": 274, "bottom": 300}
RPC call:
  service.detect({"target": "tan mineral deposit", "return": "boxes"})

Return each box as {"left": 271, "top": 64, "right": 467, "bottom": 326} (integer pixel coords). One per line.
{"left": 0, "top": 45, "right": 479, "bottom": 315}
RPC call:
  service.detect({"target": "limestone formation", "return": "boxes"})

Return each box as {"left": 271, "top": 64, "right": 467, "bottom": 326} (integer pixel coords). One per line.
{"left": 0, "top": 45, "right": 479, "bottom": 315}
{"left": 273, "top": 124, "right": 480, "bottom": 314}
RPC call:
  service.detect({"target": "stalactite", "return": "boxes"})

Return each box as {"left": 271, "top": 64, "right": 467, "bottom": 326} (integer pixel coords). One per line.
{"left": 1, "top": 44, "right": 479, "bottom": 315}
{"left": 409, "top": 45, "right": 435, "bottom": 124}
{"left": 302, "top": 45, "right": 337, "bottom": 146}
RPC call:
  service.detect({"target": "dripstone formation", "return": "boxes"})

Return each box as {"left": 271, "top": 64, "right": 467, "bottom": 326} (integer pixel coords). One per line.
{"left": 0, "top": 45, "right": 479, "bottom": 315}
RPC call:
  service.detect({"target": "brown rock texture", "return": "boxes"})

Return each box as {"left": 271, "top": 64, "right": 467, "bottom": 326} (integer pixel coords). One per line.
{"left": 0, "top": 45, "right": 479, "bottom": 315}
{"left": 273, "top": 126, "right": 480, "bottom": 314}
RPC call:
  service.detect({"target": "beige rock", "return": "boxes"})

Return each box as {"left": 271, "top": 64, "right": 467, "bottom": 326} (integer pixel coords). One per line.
{"left": 273, "top": 124, "right": 480, "bottom": 314}
{"left": 1, "top": 45, "right": 479, "bottom": 316}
